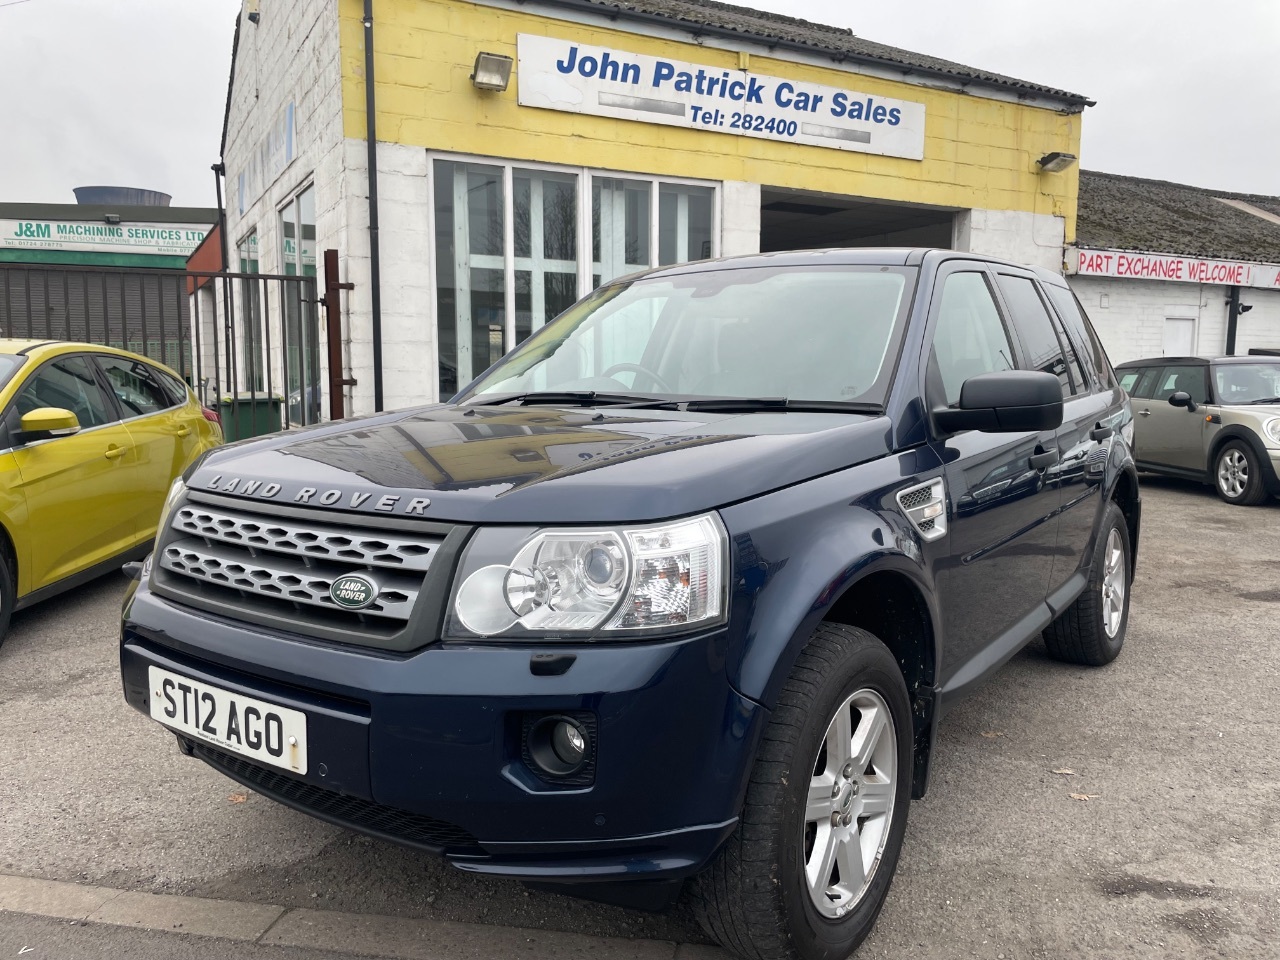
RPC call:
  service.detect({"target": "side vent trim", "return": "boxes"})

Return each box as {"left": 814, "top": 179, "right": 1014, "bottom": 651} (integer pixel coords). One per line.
{"left": 896, "top": 478, "right": 947, "bottom": 542}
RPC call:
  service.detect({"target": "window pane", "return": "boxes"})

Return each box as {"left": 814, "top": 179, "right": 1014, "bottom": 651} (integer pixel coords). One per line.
{"left": 932, "top": 272, "right": 1014, "bottom": 407}
{"left": 1154, "top": 365, "right": 1207, "bottom": 403}
{"left": 1132, "top": 367, "right": 1160, "bottom": 399}
{"left": 1118, "top": 371, "right": 1140, "bottom": 394}
{"left": 1046, "top": 284, "right": 1115, "bottom": 387}
{"left": 237, "top": 233, "right": 265, "bottom": 391}
{"left": 434, "top": 160, "right": 506, "bottom": 400}
{"left": 16, "top": 356, "right": 114, "bottom": 427}
{"left": 279, "top": 188, "right": 320, "bottom": 425}
{"left": 98, "top": 355, "right": 172, "bottom": 417}
{"left": 996, "top": 275, "right": 1071, "bottom": 397}
{"left": 593, "top": 177, "right": 650, "bottom": 286}
{"left": 513, "top": 169, "right": 578, "bottom": 343}
{"left": 659, "top": 184, "right": 713, "bottom": 266}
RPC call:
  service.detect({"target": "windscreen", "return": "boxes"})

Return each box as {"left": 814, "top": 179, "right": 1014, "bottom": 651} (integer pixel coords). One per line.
{"left": 1214, "top": 362, "right": 1280, "bottom": 404}
{"left": 464, "top": 265, "right": 914, "bottom": 405}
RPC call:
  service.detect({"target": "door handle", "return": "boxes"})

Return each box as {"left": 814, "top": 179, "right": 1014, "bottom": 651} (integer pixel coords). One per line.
{"left": 1090, "top": 423, "right": 1114, "bottom": 442}
{"left": 1138, "top": 409, "right": 1152, "bottom": 417}
{"left": 104, "top": 445, "right": 126, "bottom": 461}
{"left": 1030, "top": 446, "right": 1059, "bottom": 470}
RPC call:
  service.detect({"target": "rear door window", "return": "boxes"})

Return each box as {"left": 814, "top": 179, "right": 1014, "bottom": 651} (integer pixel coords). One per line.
{"left": 96, "top": 355, "right": 176, "bottom": 418}
{"left": 995, "top": 275, "right": 1073, "bottom": 397}
{"left": 1046, "top": 284, "right": 1116, "bottom": 388}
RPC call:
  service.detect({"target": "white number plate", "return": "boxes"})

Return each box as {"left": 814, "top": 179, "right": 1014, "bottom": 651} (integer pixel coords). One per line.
{"left": 148, "top": 666, "right": 308, "bottom": 775}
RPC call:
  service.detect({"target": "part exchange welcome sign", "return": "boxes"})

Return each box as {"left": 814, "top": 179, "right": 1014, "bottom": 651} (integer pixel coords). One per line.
{"left": 517, "top": 35, "right": 926, "bottom": 160}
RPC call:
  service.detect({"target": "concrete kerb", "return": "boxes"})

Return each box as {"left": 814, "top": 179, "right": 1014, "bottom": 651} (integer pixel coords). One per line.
{"left": 0, "top": 873, "right": 728, "bottom": 959}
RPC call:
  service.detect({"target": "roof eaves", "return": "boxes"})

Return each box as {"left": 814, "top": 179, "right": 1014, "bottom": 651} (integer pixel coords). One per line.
{"left": 551, "top": 0, "right": 1093, "bottom": 108}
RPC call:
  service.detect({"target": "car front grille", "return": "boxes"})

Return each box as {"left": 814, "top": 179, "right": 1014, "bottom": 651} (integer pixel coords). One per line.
{"left": 192, "top": 742, "right": 482, "bottom": 854}
{"left": 152, "top": 497, "right": 461, "bottom": 650}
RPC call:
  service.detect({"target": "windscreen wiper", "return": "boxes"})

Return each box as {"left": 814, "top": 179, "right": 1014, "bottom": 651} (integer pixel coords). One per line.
{"left": 1248, "top": 396, "right": 1280, "bottom": 405}
{"left": 469, "top": 391, "right": 659, "bottom": 407}
{"left": 681, "top": 397, "right": 884, "bottom": 415}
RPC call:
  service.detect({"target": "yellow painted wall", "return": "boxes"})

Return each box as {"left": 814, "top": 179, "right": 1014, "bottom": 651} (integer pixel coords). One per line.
{"left": 339, "top": 0, "right": 1081, "bottom": 238}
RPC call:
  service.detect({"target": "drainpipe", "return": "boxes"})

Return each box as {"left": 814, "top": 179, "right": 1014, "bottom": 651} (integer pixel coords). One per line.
{"left": 363, "top": 0, "right": 385, "bottom": 412}
{"left": 1226, "top": 285, "right": 1241, "bottom": 356}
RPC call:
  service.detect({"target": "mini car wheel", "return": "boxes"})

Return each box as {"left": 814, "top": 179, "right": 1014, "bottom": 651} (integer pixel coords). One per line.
{"left": 1044, "top": 501, "right": 1130, "bottom": 666}
{"left": 1213, "top": 440, "right": 1268, "bottom": 505}
{"left": 692, "top": 623, "right": 912, "bottom": 960}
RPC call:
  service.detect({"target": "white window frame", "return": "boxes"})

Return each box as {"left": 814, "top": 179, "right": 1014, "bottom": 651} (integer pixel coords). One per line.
{"left": 425, "top": 151, "right": 720, "bottom": 391}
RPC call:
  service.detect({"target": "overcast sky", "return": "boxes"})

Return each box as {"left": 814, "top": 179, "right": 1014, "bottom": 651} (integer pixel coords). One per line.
{"left": 0, "top": 0, "right": 1275, "bottom": 207}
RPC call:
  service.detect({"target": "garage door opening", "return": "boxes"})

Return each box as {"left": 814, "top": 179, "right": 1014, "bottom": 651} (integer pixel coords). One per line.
{"left": 760, "top": 188, "right": 957, "bottom": 253}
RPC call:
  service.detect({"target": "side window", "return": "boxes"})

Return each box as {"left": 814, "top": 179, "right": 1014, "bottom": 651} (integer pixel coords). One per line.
{"left": 13, "top": 356, "right": 114, "bottom": 429}
{"left": 1117, "top": 370, "right": 1141, "bottom": 394}
{"left": 155, "top": 368, "right": 193, "bottom": 407}
{"left": 1131, "top": 367, "right": 1161, "bottom": 400}
{"left": 1152, "top": 365, "right": 1208, "bottom": 404}
{"left": 995, "top": 275, "right": 1073, "bottom": 397}
{"left": 1046, "top": 284, "right": 1117, "bottom": 388}
{"left": 97, "top": 355, "right": 174, "bottom": 417}
{"left": 930, "top": 271, "right": 1015, "bottom": 407}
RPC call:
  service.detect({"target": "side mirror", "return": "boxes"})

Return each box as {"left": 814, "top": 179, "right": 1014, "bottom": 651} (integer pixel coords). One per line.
{"left": 18, "top": 407, "right": 81, "bottom": 441}
{"left": 1168, "top": 391, "right": 1198, "bottom": 413}
{"left": 934, "top": 371, "right": 1064, "bottom": 434}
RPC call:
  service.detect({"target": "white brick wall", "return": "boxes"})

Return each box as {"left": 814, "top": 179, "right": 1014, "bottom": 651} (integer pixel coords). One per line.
{"left": 222, "top": 0, "right": 348, "bottom": 413}
{"left": 1068, "top": 276, "right": 1280, "bottom": 365}
{"left": 954, "top": 208, "right": 1066, "bottom": 271}
{"left": 721, "top": 181, "right": 761, "bottom": 257}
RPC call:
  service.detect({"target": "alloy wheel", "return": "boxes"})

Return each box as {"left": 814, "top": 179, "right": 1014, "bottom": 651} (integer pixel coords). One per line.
{"left": 1218, "top": 449, "right": 1249, "bottom": 499}
{"left": 1100, "top": 527, "right": 1126, "bottom": 638}
{"left": 802, "top": 688, "right": 897, "bottom": 918}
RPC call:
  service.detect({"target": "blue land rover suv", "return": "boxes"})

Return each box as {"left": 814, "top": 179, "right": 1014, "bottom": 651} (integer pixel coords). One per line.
{"left": 122, "top": 249, "right": 1140, "bottom": 960}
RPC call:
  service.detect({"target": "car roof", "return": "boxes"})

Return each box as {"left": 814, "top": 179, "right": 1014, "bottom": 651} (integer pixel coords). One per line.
{"left": 0, "top": 338, "right": 59, "bottom": 356}
{"left": 1115, "top": 355, "right": 1280, "bottom": 369}
{"left": 617, "top": 247, "right": 1073, "bottom": 288}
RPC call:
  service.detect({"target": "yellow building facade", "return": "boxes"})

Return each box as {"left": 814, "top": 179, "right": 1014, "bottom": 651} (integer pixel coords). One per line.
{"left": 220, "top": 0, "right": 1088, "bottom": 416}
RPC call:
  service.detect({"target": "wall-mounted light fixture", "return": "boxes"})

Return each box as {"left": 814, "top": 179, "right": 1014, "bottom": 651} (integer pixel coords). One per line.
{"left": 246, "top": 0, "right": 260, "bottom": 24}
{"left": 471, "top": 52, "right": 514, "bottom": 92}
{"left": 1036, "top": 152, "right": 1077, "bottom": 173}
{"left": 104, "top": 214, "right": 121, "bottom": 225}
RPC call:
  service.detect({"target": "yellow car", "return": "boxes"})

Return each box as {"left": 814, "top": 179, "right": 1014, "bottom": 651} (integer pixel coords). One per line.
{"left": 0, "top": 339, "right": 222, "bottom": 645}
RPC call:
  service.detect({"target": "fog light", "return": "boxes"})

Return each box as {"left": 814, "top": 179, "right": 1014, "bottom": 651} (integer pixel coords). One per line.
{"left": 527, "top": 715, "right": 591, "bottom": 777}
{"left": 552, "top": 720, "right": 586, "bottom": 765}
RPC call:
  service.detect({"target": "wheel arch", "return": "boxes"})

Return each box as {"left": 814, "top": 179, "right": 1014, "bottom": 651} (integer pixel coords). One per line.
{"left": 1107, "top": 464, "right": 1141, "bottom": 578}
{"left": 820, "top": 566, "right": 939, "bottom": 799}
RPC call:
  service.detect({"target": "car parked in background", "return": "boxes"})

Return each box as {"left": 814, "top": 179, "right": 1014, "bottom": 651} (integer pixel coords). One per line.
{"left": 1116, "top": 356, "right": 1280, "bottom": 505}
{"left": 0, "top": 339, "right": 222, "bottom": 647}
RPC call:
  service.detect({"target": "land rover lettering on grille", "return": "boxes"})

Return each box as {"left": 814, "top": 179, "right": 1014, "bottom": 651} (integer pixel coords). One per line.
{"left": 202, "top": 475, "right": 432, "bottom": 515}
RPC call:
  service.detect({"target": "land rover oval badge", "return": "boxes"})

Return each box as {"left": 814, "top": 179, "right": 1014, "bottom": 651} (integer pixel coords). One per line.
{"left": 330, "top": 573, "right": 378, "bottom": 610}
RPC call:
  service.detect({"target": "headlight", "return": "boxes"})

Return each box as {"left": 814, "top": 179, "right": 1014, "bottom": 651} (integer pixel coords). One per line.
{"left": 449, "top": 513, "right": 727, "bottom": 639}
{"left": 156, "top": 476, "right": 187, "bottom": 534}
{"left": 1263, "top": 418, "right": 1280, "bottom": 445}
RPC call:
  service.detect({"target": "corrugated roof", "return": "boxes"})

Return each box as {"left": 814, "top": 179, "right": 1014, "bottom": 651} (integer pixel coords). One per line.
{"left": 554, "top": 0, "right": 1092, "bottom": 107}
{"left": 1076, "top": 171, "right": 1280, "bottom": 264}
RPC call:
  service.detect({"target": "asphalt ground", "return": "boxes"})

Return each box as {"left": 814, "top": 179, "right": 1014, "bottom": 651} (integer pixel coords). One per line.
{"left": 1, "top": 475, "right": 1278, "bottom": 959}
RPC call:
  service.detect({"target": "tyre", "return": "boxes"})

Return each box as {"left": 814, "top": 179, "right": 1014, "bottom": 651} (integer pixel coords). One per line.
{"left": 691, "top": 623, "right": 913, "bottom": 960}
{"left": 0, "top": 549, "right": 14, "bottom": 652}
{"left": 1043, "top": 501, "right": 1130, "bottom": 666}
{"left": 1213, "top": 440, "right": 1268, "bottom": 505}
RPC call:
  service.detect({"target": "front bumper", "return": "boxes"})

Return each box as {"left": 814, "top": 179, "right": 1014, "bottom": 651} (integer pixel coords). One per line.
{"left": 120, "top": 580, "right": 762, "bottom": 882}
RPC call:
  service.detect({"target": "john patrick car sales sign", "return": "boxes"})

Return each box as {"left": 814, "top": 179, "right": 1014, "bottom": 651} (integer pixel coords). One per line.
{"left": 517, "top": 35, "right": 926, "bottom": 160}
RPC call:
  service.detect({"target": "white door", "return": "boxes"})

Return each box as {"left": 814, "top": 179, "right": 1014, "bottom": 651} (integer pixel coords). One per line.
{"left": 1163, "top": 317, "right": 1195, "bottom": 356}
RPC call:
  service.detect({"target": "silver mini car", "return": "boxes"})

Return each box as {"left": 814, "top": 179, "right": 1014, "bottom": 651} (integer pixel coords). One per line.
{"left": 1116, "top": 355, "right": 1280, "bottom": 505}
